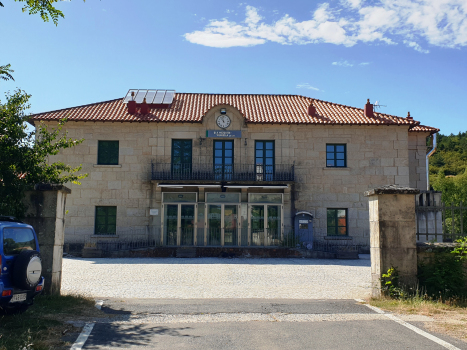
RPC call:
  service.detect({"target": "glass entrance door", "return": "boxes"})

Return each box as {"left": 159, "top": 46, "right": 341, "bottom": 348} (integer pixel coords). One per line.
{"left": 207, "top": 205, "right": 221, "bottom": 245}
{"left": 163, "top": 204, "right": 196, "bottom": 246}
{"left": 251, "top": 205, "right": 265, "bottom": 246}
{"left": 267, "top": 206, "right": 281, "bottom": 245}
{"left": 206, "top": 204, "right": 239, "bottom": 246}
{"left": 165, "top": 205, "right": 178, "bottom": 246}
{"left": 224, "top": 205, "right": 238, "bottom": 246}
{"left": 250, "top": 205, "right": 282, "bottom": 246}
{"left": 180, "top": 205, "right": 195, "bottom": 246}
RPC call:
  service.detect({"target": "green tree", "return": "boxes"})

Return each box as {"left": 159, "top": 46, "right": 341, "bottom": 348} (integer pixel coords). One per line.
{"left": 0, "top": 0, "right": 86, "bottom": 25}
{"left": 0, "top": 90, "right": 86, "bottom": 218}
{"left": 432, "top": 170, "right": 467, "bottom": 239}
{"left": 0, "top": 64, "right": 14, "bottom": 81}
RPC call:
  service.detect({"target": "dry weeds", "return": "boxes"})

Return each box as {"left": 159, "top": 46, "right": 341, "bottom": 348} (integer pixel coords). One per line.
{"left": 370, "top": 298, "right": 467, "bottom": 342}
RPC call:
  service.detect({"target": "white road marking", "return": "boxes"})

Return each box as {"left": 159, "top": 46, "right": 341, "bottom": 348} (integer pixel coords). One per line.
{"left": 95, "top": 300, "right": 104, "bottom": 310}
{"left": 70, "top": 322, "right": 95, "bottom": 350}
{"left": 356, "top": 299, "right": 461, "bottom": 350}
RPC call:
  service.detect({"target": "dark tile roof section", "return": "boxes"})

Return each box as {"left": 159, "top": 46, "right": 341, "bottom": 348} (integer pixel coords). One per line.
{"left": 29, "top": 93, "right": 437, "bottom": 132}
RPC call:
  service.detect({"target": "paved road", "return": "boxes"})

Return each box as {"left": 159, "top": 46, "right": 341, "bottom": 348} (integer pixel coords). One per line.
{"left": 74, "top": 299, "right": 467, "bottom": 350}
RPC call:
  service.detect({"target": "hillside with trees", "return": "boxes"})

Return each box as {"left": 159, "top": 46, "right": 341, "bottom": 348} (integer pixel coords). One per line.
{"left": 430, "top": 132, "right": 467, "bottom": 176}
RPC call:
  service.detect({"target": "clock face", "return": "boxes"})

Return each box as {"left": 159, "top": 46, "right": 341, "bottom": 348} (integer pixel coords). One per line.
{"left": 216, "top": 115, "right": 231, "bottom": 129}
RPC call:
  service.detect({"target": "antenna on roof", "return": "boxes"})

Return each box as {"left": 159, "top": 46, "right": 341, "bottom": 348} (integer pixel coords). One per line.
{"left": 373, "top": 100, "right": 387, "bottom": 110}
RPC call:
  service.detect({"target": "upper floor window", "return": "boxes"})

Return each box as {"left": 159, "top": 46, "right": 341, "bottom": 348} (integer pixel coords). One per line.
{"left": 172, "top": 140, "right": 192, "bottom": 165}
{"left": 172, "top": 140, "right": 192, "bottom": 178}
{"left": 327, "top": 208, "right": 348, "bottom": 236}
{"left": 326, "top": 144, "right": 346, "bottom": 167}
{"left": 255, "top": 141, "right": 274, "bottom": 181}
{"left": 214, "top": 140, "right": 233, "bottom": 180}
{"left": 98, "top": 141, "right": 119, "bottom": 165}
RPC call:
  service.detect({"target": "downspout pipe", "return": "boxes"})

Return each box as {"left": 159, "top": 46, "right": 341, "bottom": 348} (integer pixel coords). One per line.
{"left": 426, "top": 133, "right": 437, "bottom": 191}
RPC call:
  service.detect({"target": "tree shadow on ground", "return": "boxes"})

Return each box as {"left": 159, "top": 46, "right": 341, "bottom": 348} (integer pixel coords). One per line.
{"left": 84, "top": 323, "right": 199, "bottom": 349}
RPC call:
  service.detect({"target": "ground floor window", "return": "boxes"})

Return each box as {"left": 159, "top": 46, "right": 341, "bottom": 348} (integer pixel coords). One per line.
{"left": 95, "top": 206, "right": 117, "bottom": 235}
{"left": 327, "top": 208, "right": 347, "bottom": 236}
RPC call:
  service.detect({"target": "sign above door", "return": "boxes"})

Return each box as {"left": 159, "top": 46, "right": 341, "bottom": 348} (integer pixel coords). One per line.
{"left": 206, "top": 130, "right": 241, "bottom": 138}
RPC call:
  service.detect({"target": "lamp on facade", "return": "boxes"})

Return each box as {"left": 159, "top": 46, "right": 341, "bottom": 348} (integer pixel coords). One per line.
{"left": 244, "top": 138, "right": 247, "bottom": 146}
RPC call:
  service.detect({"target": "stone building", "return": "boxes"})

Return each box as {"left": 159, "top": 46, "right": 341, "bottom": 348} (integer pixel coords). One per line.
{"left": 29, "top": 90, "right": 438, "bottom": 249}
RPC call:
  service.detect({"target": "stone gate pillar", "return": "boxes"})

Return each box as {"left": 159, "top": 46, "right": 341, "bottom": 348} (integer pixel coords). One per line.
{"left": 364, "top": 185, "right": 420, "bottom": 297}
{"left": 22, "top": 184, "right": 71, "bottom": 295}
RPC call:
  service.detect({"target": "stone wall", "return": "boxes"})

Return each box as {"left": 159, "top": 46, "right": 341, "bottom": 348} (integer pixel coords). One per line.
{"left": 417, "top": 242, "right": 467, "bottom": 290}
{"left": 408, "top": 132, "right": 428, "bottom": 190}
{"left": 43, "top": 105, "right": 430, "bottom": 247}
{"left": 22, "top": 185, "right": 70, "bottom": 295}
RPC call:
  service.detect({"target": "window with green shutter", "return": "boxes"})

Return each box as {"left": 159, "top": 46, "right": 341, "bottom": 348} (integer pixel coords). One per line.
{"left": 327, "top": 208, "right": 348, "bottom": 236}
{"left": 95, "top": 206, "right": 117, "bottom": 235}
{"left": 97, "top": 141, "right": 119, "bottom": 165}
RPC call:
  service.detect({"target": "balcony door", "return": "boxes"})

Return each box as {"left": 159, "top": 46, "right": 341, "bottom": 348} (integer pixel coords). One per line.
{"left": 214, "top": 140, "right": 233, "bottom": 180}
{"left": 172, "top": 139, "right": 192, "bottom": 179}
{"left": 255, "top": 141, "right": 274, "bottom": 181}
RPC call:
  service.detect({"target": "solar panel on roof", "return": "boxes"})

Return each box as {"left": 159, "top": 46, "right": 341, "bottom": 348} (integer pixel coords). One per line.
{"left": 163, "top": 90, "right": 175, "bottom": 104}
{"left": 145, "top": 90, "right": 157, "bottom": 104}
{"left": 135, "top": 90, "right": 148, "bottom": 104}
{"left": 123, "top": 89, "right": 175, "bottom": 104}
{"left": 123, "top": 89, "right": 138, "bottom": 103}
{"left": 153, "top": 90, "right": 166, "bottom": 104}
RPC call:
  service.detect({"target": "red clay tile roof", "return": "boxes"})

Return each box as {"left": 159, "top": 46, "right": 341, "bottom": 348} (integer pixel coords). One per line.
{"left": 29, "top": 93, "right": 437, "bottom": 132}
{"left": 409, "top": 124, "right": 440, "bottom": 133}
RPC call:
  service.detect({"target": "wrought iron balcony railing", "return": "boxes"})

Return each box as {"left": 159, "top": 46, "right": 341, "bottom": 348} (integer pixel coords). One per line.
{"left": 151, "top": 162, "right": 294, "bottom": 182}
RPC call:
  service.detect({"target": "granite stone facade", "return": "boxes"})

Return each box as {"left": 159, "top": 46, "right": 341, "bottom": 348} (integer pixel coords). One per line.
{"left": 42, "top": 102, "right": 434, "bottom": 248}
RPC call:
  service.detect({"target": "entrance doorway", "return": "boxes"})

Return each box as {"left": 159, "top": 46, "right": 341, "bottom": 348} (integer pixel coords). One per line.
{"left": 248, "top": 193, "right": 283, "bottom": 246}
{"left": 162, "top": 193, "right": 197, "bottom": 246}
{"left": 250, "top": 205, "right": 282, "bottom": 246}
{"left": 207, "top": 204, "right": 239, "bottom": 246}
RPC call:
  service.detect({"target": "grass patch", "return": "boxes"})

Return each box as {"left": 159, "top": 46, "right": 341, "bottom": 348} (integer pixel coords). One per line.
{"left": 0, "top": 294, "right": 101, "bottom": 350}
{"left": 370, "top": 296, "right": 467, "bottom": 315}
{"left": 370, "top": 296, "right": 467, "bottom": 341}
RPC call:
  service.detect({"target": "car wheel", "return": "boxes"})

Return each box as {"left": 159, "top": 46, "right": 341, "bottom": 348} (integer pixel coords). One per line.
{"left": 12, "top": 250, "right": 42, "bottom": 290}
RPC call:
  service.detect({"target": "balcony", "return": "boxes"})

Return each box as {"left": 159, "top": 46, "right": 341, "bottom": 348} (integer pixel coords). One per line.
{"left": 151, "top": 162, "right": 294, "bottom": 183}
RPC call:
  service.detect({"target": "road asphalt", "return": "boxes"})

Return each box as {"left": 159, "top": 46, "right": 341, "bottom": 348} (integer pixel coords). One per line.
{"left": 70, "top": 299, "right": 467, "bottom": 350}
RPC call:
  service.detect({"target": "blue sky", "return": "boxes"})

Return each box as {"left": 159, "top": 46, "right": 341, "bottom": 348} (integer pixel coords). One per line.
{"left": 1, "top": 0, "right": 467, "bottom": 134}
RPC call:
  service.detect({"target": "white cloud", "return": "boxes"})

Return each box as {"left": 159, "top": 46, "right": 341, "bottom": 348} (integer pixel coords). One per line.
{"left": 403, "top": 40, "right": 430, "bottom": 53}
{"left": 184, "top": 1, "right": 467, "bottom": 51}
{"left": 332, "top": 60, "right": 354, "bottom": 67}
{"left": 296, "top": 83, "right": 320, "bottom": 91}
{"left": 359, "top": 62, "right": 370, "bottom": 65}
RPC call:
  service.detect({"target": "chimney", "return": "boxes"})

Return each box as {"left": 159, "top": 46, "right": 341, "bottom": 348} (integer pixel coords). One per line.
{"left": 128, "top": 91, "right": 137, "bottom": 114}
{"left": 307, "top": 100, "right": 316, "bottom": 116}
{"left": 364, "top": 98, "right": 374, "bottom": 118}
{"left": 407, "top": 111, "right": 413, "bottom": 120}
{"left": 141, "top": 98, "right": 149, "bottom": 114}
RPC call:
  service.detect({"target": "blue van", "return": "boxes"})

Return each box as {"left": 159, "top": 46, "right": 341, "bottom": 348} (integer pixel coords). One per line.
{"left": 0, "top": 216, "right": 45, "bottom": 313}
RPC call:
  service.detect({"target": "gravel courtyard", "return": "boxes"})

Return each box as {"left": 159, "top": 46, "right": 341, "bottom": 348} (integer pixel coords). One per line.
{"left": 62, "top": 257, "right": 371, "bottom": 299}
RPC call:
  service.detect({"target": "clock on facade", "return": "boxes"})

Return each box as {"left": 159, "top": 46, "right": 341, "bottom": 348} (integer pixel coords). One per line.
{"left": 216, "top": 115, "right": 231, "bottom": 129}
